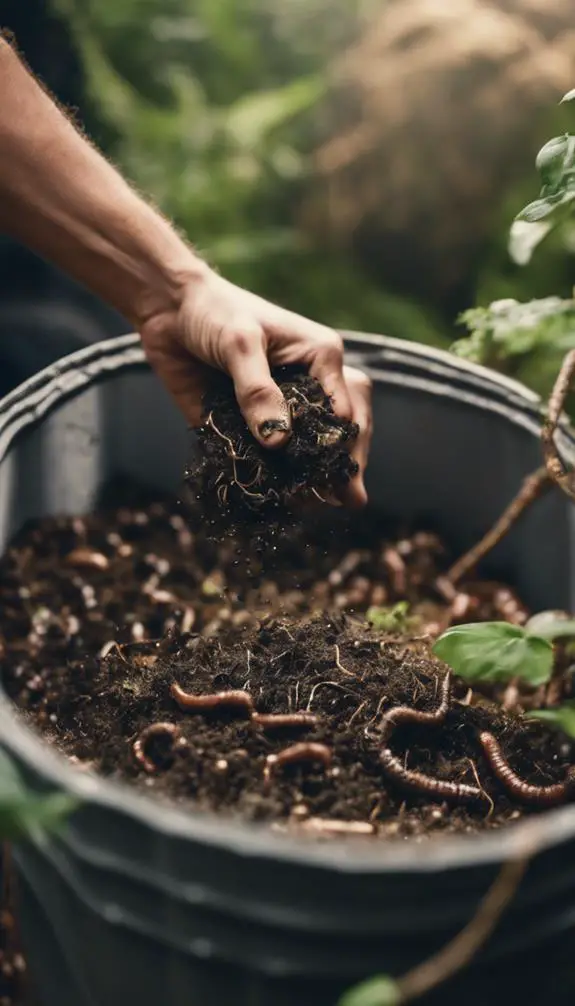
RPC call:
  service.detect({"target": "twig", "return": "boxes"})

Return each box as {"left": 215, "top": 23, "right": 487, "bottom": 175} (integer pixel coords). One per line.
{"left": 542, "top": 348, "right": 575, "bottom": 502}
{"left": 311, "top": 487, "right": 328, "bottom": 504}
{"left": 446, "top": 466, "right": 550, "bottom": 584}
{"left": 396, "top": 850, "right": 531, "bottom": 1003}
{"left": 334, "top": 643, "right": 356, "bottom": 678}
{"left": 306, "top": 680, "right": 360, "bottom": 711}
{"left": 206, "top": 412, "right": 266, "bottom": 500}
{"left": 299, "top": 818, "right": 375, "bottom": 836}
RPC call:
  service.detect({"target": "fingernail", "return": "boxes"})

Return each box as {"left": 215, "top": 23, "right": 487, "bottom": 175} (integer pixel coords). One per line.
{"left": 258, "top": 419, "right": 290, "bottom": 439}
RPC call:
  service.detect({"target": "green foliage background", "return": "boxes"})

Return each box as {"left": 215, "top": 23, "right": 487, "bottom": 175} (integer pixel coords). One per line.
{"left": 51, "top": 0, "right": 448, "bottom": 346}
{"left": 51, "top": 0, "right": 575, "bottom": 398}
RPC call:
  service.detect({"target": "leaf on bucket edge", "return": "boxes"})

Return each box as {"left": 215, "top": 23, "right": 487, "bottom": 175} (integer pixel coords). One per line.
{"left": 432, "top": 622, "right": 553, "bottom": 686}
{"left": 529, "top": 701, "right": 575, "bottom": 739}
{"left": 338, "top": 975, "right": 401, "bottom": 1006}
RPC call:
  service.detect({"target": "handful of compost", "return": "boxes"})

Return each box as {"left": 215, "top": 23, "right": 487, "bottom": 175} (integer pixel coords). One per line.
{"left": 185, "top": 367, "right": 359, "bottom": 530}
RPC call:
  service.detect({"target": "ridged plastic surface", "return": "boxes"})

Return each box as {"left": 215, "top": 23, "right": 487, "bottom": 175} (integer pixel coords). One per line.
{"left": 2, "top": 333, "right": 575, "bottom": 1006}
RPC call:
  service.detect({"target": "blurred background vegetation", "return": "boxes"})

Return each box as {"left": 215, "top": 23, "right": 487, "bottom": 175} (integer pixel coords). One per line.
{"left": 10, "top": 0, "right": 575, "bottom": 398}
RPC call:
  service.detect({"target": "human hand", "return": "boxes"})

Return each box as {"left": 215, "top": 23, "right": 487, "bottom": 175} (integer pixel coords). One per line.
{"left": 140, "top": 268, "right": 372, "bottom": 507}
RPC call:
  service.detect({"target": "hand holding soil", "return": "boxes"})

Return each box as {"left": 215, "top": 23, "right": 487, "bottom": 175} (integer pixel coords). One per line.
{"left": 186, "top": 368, "right": 363, "bottom": 534}
{"left": 142, "top": 270, "right": 372, "bottom": 509}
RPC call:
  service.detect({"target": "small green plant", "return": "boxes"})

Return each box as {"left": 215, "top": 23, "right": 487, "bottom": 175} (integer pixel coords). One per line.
{"left": 366, "top": 602, "right": 418, "bottom": 634}
{"left": 530, "top": 701, "right": 575, "bottom": 738}
{"left": 339, "top": 975, "right": 400, "bottom": 1006}
{"left": 452, "top": 295, "right": 575, "bottom": 369}
{"left": 431, "top": 621, "right": 554, "bottom": 687}
{"left": 0, "top": 748, "right": 77, "bottom": 840}
{"left": 451, "top": 88, "right": 575, "bottom": 407}
{"left": 432, "top": 615, "right": 575, "bottom": 742}
{"left": 509, "top": 90, "right": 575, "bottom": 266}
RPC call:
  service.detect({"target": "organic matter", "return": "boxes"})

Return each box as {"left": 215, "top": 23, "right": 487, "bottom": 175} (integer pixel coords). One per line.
{"left": 185, "top": 368, "right": 359, "bottom": 538}
{"left": 2, "top": 497, "right": 574, "bottom": 841}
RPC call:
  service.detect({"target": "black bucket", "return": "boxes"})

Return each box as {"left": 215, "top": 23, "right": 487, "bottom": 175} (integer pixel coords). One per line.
{"left": 2, "top": 332, "right": 575, "bottom": 1006}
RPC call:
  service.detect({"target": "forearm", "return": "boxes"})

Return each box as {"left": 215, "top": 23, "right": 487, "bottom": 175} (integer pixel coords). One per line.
{"left": 0, "top": 38, "right": 206, "bottom": 328}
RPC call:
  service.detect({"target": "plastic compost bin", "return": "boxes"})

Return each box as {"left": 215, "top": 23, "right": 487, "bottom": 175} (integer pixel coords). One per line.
{"left": 1, "top": 332, "right": 575, "bottom": 1006}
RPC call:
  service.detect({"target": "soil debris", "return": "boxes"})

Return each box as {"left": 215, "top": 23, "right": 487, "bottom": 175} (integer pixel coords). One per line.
{"left": 185, "top": 368, "right": 359, "bottom": 539}
{"left": 1, "top": 494, "right": 573, "bottom": 842}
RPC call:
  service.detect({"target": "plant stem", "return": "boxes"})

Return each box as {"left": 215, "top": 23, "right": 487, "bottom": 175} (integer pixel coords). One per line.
{"left": 446, "top": 467, "right": 550, "bottom": 584}
{"left": 396, "top": 852, "right": 530, "bottom": 1003}
{"left": 542, "top": 348, "right": 575, "bottom": 502}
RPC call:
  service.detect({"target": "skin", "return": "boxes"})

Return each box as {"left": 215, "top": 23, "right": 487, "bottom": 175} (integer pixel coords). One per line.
{"left": 0, "top": 37, "right": 372, "bottom": 506}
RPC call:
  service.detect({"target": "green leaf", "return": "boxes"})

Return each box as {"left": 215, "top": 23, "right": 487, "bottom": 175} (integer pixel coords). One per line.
{"left": 526, "top": 612, "right": 575, "bottom": 640}
{"left": 529, "top": 701, "right": 575, "bottom": 739}
{"left": 366, "top": 602, "right": 415, "bottom": 633}
{"left": 432, "top": 622, "right": 554, "bottom": 686}
{"left": 0, "top": 749, "right": 79, "bottom": 839}
{"left": 0, "top": 793, "right": 80, "bottom": 841}
{"left": 224, "top": 75, "right": 325, "bottom": 149}
{"left": 561, "top": 89, "right": 575, "bottom": 104}
{"left": 508, "top": 219, "right": 554, "bottom": 266}
{"left": 536, "top": 136, "right": 572, "bottom": 190}
{"left": 338, "top": 975, "right": 401, "bottom": 1006}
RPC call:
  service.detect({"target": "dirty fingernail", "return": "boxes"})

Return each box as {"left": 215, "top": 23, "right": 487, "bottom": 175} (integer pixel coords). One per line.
{"left": 258, "top": 419, "right": 290, "bottom": 439}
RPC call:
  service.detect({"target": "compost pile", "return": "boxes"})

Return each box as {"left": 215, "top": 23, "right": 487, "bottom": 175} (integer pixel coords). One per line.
{"left": 2, "top": 491, "right": 573, "bottom": 841}
{"left": 185, "top": 368, "right": 359, "bottom": 539}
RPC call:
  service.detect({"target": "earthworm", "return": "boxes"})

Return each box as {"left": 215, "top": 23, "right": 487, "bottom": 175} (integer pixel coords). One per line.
{"left": 65, "top": 547, "right": 110, "bottom": 570}
{"left": 170, "top": 684, "right": 254, "bottom": 715}
{"left": 252, "top": 712, "right": 319, "bottom": 731}
{"left": 133, "top": 722, "right": 182, "bottom": 774}
{"left": 379, "top": 748, "right": 482, "bottom": 804}
{"left": 479, "top": 732, "right": 575, "bottom": 807}
{"left": 382, "top": 547, "right": 407, "bottom": 594}
{"left": 264, "top": 742, "right": 332, "bottom": 787}
{"left": 380, "top": 671, "right": 452, "bottom": 740}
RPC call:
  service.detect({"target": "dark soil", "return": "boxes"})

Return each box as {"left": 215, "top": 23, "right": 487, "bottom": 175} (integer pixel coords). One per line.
{"left": 1, "top": 492, "right": 573, "bottom": 842}
{"left": 185, "top": 368, "right": 359, "bottom": 538}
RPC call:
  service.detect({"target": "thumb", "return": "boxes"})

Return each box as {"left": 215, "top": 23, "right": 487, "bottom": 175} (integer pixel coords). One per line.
{"left": 226, "top": 331, "right": 290, "bottom": 448}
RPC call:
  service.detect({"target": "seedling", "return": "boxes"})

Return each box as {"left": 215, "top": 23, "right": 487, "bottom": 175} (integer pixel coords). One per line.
{"left": 509, "top": 89, "right": 575, "bottom": 265}
{"left": 432, "top": 621, "right": 554, "bottom": 687}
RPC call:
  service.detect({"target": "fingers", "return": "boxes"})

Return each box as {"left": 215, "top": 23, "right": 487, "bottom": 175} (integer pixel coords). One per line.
{"left": 267, "top": 306, "right": 352, "bottom": 419}
{"left": 338, "top": 365, "right": 373, "bottom": 509}
{"left": 298, "top": 329, "right": 353, "bottom": 419}
{"left": 222, "top": 326, "right": 290, "bottom": 448}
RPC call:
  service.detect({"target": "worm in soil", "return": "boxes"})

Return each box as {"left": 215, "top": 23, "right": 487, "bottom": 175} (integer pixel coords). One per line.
{"left": 65, "top": 547, "right": 110, "bottom": 570}
{"left": 264, "top": 742, "right": 332, "bottom": 788}
{"left": 252, "top": 712, "right": 319, "bottom": 731}
{"left": 380, "top": 671, "right": 452, "bottom": 740}
{"left": 382, "top": 546, "right": 407, "bottom": 594}
{"left": 133, "top": 723, "right": 183, "bottom": 774}
{"left": 171, "top": 684, "right": 254, "bottom": 715}
{"left": 379, "top": 748, "right": 482, "bottom": 805}
{"left": 479, "top": 732, "right": 575, "bottom": 807}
